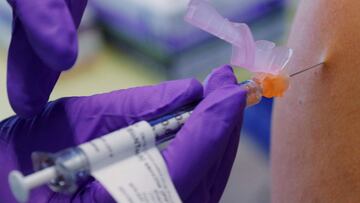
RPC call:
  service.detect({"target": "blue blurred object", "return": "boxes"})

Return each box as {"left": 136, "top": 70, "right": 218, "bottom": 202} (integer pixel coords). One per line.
{"left": 242, "top": 98, "right": 273, "bottom": 156}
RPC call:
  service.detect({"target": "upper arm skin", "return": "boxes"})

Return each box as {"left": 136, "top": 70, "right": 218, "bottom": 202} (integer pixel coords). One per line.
{"left": 271, "top": 0, "right": 360, "bottom": 202}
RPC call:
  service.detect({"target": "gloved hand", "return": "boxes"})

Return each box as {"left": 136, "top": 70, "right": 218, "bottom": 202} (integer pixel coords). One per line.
{"left": 0, "top": 65, "right": 246, "bottom": 203}
{"left": 7, "top": 0, "right": 87, "bottom": 118}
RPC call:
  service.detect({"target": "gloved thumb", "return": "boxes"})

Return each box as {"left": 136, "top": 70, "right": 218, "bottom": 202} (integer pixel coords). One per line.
{"left": 162, "top": 65, "right": 247, "bottom": 201}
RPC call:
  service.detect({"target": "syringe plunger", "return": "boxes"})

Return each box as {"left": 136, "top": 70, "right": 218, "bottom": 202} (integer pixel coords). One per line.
{"left": 9, "top": 167, "right": 57, "bottom": 203}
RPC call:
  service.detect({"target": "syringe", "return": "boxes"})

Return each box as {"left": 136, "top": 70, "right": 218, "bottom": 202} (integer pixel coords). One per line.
{"left": 9, "top": 80, "right": 262, "bottom": 203}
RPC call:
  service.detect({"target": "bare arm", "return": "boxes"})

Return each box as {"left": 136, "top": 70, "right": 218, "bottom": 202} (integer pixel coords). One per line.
{"left": 272, "top": 0, "right": 360, "bottom": 202}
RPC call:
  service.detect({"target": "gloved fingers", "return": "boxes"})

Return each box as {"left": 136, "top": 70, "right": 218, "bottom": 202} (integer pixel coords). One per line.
{"left": 189, "top": 65, "right": 245, "bottom": 201}
{"left": 203, "top": 65, "right": 238, "bottom": 96}
{"left": 60, "top": 78, "right": 203, "bottom": 143}
{"left": 7, "top": 0, "right": 87, "bottom": 117}
{"left": 183, "top": 181, "right": 210, "bottom": 203}
{"left": 202, "top": 64, "right": 243, "bottom": 201}
{"left": 162, "top": 85, "right": 247, "bottom": 200}
{"left": 194, "top": 64, "right": 244, "bottom": 200}
{"left": 207, "top": 124, "right": 243, "bottom": 203}
{"left": 162, "top": 65, "right": 244, "bottom": 200}
{"left": 10, "top": 0, "right": 87, "bottom": 70}
{"left": 7, "top": 27, "right": 60, "bottom": 118}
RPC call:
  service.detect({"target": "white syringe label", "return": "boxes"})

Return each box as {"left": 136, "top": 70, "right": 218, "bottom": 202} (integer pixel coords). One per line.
{"left": 79, "top": 121, "right": 182, "bottom": 203}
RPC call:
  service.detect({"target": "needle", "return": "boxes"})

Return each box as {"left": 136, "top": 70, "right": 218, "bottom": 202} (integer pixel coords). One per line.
{"left": 289, "top": 62, "right": 324, "bottom": 77}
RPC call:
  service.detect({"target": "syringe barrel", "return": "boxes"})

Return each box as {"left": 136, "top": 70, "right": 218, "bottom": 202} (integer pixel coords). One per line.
{"left": 78, "top": 121, "right": 155, "bottom": 171}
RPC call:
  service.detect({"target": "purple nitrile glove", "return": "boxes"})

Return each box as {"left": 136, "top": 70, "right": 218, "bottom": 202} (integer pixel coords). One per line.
{"left": 7, "top": 0, "right": 87, "bottom": 118}
{"left": 163, "top": 66, "right": 246, "bottom": 203}
{"left": 0, "top": 65, "right": 246, "bottom": 202}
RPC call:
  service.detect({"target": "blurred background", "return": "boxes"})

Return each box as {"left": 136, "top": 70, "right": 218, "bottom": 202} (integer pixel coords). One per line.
{"left": 0, "top": 0, "right": 299, "bottom": 202}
